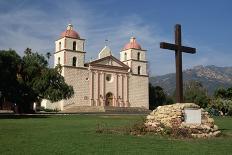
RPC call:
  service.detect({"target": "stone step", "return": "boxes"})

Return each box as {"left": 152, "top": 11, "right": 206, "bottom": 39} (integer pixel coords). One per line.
{"left": 0, "top": 110, "right": 14, "bottom": 113}
{"left": 105, "top": 107, "right": 151, "bottom": 113}
{"left": 62, "top": 106, "right": 105, "bottom": 113}
{"left": 61, "top": 105, "right": 151, "bottom": 113}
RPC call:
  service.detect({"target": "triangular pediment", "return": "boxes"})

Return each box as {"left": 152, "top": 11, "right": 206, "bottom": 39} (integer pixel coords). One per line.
{"left": 88, "top": 55, "right": 129, "bottom": 69}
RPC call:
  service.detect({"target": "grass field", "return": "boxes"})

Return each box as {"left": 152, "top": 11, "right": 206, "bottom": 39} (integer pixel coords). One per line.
{"left": 0, "top": 115, "right": 231, "bottom": 155}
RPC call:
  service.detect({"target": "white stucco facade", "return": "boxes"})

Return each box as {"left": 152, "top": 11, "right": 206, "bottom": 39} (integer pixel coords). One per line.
{"left": 43, "top": 25, "right": 149, "bottom": 111}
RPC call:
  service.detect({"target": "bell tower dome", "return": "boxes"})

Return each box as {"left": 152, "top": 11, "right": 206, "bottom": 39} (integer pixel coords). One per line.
{"left": 120, "top": 37, "right": 147, "bottom": 76}
{"left": 54, "top": 24, "right": 86, "bottom": 68}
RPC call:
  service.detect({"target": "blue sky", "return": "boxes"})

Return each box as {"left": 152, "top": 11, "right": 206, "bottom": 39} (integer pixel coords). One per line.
{"left": 0, "top": 0, "right": 231, "bottom": 76}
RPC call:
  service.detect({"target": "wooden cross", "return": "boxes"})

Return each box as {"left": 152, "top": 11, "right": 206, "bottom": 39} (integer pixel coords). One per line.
{"left": 160, "top": 24, "right": 196, "bottom": 103}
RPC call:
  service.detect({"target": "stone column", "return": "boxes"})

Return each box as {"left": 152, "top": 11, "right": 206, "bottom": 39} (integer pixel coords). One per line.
{"left": 89, "top": 71, "right": 94, "bottom": 106}
{"left": 115, "top": 73, "right": 118, "bottom": 107}
{"left": 117, "top": 74, "right": 121, "bottom": 107}
{"left": 122, "top": 75, "right": 124, "bottom": 107}
{"left": 99, "top": 72, "right": 102, "bottom": 106}
{"left": 101, "top": 72, "right": 106, "bottom": 106}
{"left": 125, "top": 75, "right": 129, "bottom": 107}
{"left": 96, "top": 72, "right": 100, "bottom": 106}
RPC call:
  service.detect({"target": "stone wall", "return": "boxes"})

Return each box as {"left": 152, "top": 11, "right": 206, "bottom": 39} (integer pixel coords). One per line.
{"left": 41, "top": 99, "right": 63, "bottom": 110}
{"left": 63, "top": 66, "right": 90, "bottom": 107}
{"left": 129, "top": 75, "right": 149, "bottom": 109}
{"left": 145, "top": 103, "right": 221, "bottom": 138}
{"left": 130, "top": 60, "right": 147, "bottom": 75}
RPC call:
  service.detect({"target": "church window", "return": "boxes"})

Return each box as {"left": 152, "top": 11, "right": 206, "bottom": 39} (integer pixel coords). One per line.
{"left": 137, "top": 52, "right": 140, "bottom": 60}
{"left": 124, "top": 53, "right": 127, "bottom": 61}
{"left": 73, "top": 41, "right": 76, "bottom": 51}
{"left": 106, "top": 74, "right": 113, "bottom": 82}
{"left": 58, "top": 57, "right": 60, "bottom": 64}
{"left": 72, "top": 57, "right": 77, "bottom": 66}
{"left": 138, "top": 66, "right": 141, "bottom": 75}
{"left": 59, "top": 42, "right": 61, "bottom": 51}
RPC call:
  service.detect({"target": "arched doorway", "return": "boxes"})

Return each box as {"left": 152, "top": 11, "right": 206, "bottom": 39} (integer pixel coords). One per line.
{"left": 105, "top": 92, "right": 113, "bottom": 106}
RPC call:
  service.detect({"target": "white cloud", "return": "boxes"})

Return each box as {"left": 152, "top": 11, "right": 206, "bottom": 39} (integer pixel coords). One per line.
{"left": 0, "top": 1, "right": 231, "bottom": 76}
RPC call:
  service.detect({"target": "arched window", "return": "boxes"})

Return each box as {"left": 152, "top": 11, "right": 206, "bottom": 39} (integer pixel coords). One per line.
{"left": 137, "top": 52, "right": 140, "bottom": 60}
{"left": 73, "top": 41, "right": 76, "bottom": 51}
{"left": 138, "top": 66, "right": 141, "bottom": 75}
{"left": 58, "top": 57, "right": 60, "bottom": 64}
{"left": 124, "top": 53, "right": 127, "bottom": 61}
{"left": 59, "top": 42, "right": 61, "bottom": 51}
{"left": 72, "top": 57, "right": 77, "bottom": 66}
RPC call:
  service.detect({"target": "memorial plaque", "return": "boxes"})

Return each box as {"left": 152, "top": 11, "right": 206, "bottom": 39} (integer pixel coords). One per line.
{"left": 184, "top": 108, "right": 201, "bottom": 124}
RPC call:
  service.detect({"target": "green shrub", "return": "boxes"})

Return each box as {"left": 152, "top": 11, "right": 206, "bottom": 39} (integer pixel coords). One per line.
{"left": 205, "top": 107, "right": 220, "bottom": 116}
{"left": 210, "top": 98, "right": 232, "bottom": 116}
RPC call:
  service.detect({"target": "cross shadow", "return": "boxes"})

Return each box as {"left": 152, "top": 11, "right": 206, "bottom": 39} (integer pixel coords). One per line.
{"left": 219, "top": 128, "right": 231, "bottom": 131}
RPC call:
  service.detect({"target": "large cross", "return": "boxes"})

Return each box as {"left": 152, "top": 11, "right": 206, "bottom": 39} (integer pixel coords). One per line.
{"left": 160, "top": 24, "right": 196, "bottom": 103}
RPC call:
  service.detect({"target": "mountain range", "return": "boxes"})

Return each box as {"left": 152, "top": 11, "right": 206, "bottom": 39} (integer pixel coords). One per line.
{"left": 150, "top": 65, "right": 232, "bottom": 96}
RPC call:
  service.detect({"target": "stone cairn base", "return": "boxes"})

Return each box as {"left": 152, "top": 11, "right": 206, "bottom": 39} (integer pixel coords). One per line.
{"left": 145, "top": 103, "right": 221, "bottom": 138}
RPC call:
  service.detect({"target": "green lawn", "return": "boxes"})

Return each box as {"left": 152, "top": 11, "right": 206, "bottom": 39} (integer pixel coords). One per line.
{"left": 0, "top": 115, "right": 231, "bottom": 155}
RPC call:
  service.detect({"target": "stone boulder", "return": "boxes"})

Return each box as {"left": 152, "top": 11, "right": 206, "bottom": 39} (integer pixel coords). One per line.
{"left": 144, "top": 103, "right": 221, "bottom": 138}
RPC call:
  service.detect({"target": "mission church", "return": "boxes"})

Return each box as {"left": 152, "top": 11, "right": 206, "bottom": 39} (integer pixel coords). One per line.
{"left": 42, "top": 24, "right": 149, "bottom": 112}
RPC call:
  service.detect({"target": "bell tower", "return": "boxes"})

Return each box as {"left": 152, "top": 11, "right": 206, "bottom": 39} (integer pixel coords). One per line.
{"left": 120, "top": 37, "right": 147, "bottom": 76}
{"left": 54, "top": 24, "right": 86, "bottom": 68}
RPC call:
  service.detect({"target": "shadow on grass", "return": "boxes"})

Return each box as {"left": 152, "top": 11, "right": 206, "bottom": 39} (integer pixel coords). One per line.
{"left": 220, "top": 128, "right": 230, "bottom": 131}
{"left": 0, "top": 114, "right": 50, "bottom": 119}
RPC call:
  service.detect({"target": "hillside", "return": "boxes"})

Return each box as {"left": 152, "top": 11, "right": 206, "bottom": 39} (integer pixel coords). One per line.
{"left": 150, "top": 65, "right": 232, "bottom": 96}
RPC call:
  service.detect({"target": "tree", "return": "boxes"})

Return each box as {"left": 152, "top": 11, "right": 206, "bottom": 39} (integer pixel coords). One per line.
{"left": 214, "top": 88, "right": 227, "bottom": 99}
{"left": 0, "top": 50, "right": 21, "bottom": 109}
{"left": 226, "top": 87, "right": 232, "bottom": 99}
{"left": 149, "top": 84, "right": 168, "bottom": 110}
{"left": 210, "top": 87, "right": 232, "bottom": 115}
{"left": 24, "top": 48, "right": 32, "bottom": 55}
{"left": 33, "top": 68, "right": 73, "bottom": 102}
{"left": 0, "top": 49, "right": 74, "bottom": 113}
{"left": 149, "top": 83, "right": 156, "bottom": 110}
{"left": 46, "top": 52, "right": 51, "bottom": 67}
{"left": 214, "top": 87, "right": 232, "bottom": 100}
{"left": 183, "top": 80, "right": 209, "bottom": 108}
